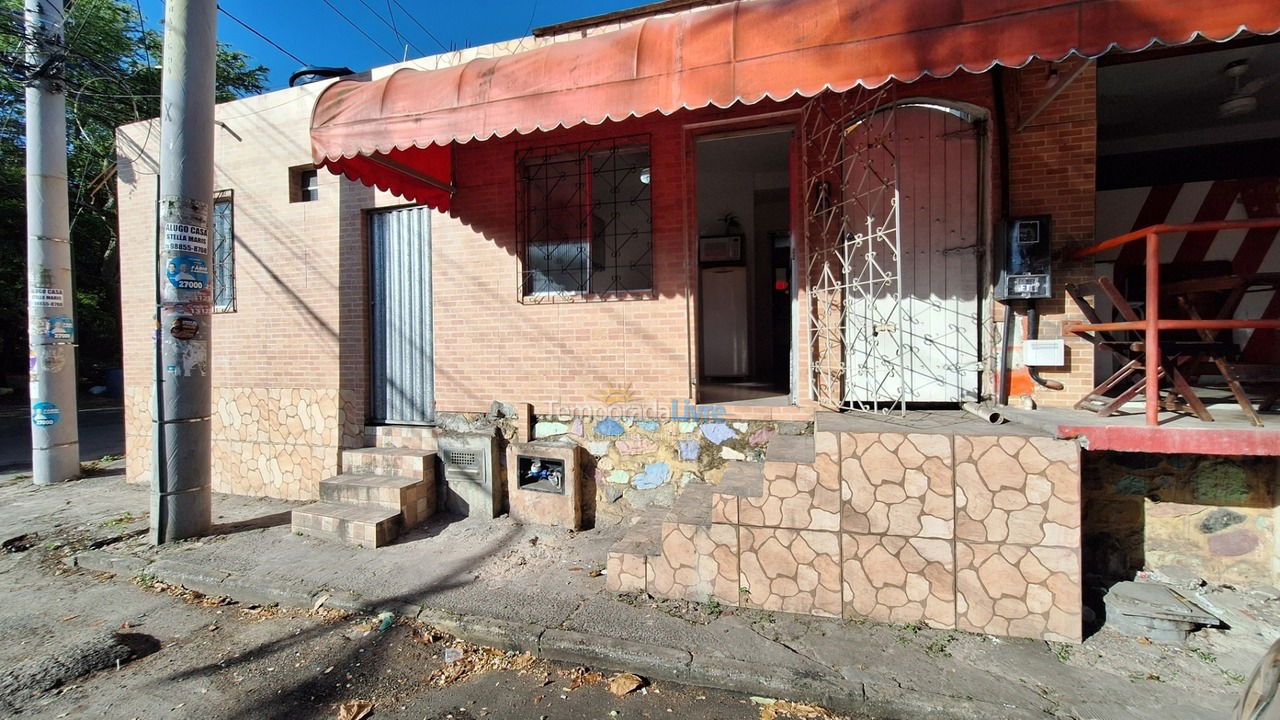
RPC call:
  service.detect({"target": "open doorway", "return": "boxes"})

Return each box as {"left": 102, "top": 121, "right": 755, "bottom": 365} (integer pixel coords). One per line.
{"left": 694, "top": 128, "right": 793, "bottom": 405}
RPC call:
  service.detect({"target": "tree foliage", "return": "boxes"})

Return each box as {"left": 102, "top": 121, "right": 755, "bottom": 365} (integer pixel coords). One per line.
{"left": 0, "top": 0, "right": 267, "bottom": 388}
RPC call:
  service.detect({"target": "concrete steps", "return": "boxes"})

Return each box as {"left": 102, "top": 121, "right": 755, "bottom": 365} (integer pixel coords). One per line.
{"left": 292, "top": 443, "right": 439, "bottom": 548}
{"left": 341, "top": 446, "right": 434, "bottom": 480}
{"left": 606, "top": 458, "right": 773, "bottom": 594}
{"left": 319, "top": 473, "right": 435, "bottom": 527}
{"left": 291, "top": 502, "right": 403, "bottom": 548}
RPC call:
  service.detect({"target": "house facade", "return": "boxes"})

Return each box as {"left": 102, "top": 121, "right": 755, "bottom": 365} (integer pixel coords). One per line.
{"left": 118, "top": 0, "right": 1280, "bottom": 643}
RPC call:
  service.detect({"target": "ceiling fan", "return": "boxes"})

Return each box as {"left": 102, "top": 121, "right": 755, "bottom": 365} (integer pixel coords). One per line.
{"left": 1218, "top": 59, "right": 1273, "bottom": 119}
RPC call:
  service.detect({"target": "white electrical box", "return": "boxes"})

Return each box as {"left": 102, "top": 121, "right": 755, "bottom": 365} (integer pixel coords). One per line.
{"left": 1023, "top": 339, "right": 1065, "bottom": 367}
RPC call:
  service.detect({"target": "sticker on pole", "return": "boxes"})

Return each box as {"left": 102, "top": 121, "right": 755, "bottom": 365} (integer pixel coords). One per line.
{"left": 163, "top": 221, "right": 209, "bottom": 254}
{"left": 32, "top": 401, "right": 60, "bottom": 427}
{"left": 164, "top": 254, "right": 209, "bottom": 293}
{"left": 30, "top": 287, "right": 63, "bottom": 307}
{"left": 29, "top": 267, "right": 64, "bottom": 307}
{"left": 40, "top": 316, "right": 75, "bottom": 341}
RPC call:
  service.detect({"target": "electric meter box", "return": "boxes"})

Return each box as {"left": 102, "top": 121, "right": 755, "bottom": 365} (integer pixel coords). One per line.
{"left": 996, "top": 215, "right": 1053, "bottom": 301}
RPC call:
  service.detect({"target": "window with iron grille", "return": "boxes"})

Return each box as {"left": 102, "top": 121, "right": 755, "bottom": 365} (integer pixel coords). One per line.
{"left": 212, "top": 189, "right": 236, "bottom": 313}
{"left": 518, "top": 138, "right": 653, "bottom": 300}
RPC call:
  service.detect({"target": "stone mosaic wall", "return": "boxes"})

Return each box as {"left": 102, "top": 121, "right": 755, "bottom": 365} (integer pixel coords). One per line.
{"left": 529, "top": 414, "right": 803, "bottom": 526}
{"left": 1083, "top": 452, "right": 1279, "bottom": 587}
{"left": 613, "top": 429, "right": 1084, "bottom": 643}
{"left": 124, "top": 384, "right": 346, "bottom": 501}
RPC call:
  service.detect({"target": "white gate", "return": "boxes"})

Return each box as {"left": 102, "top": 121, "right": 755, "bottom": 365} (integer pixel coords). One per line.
{"left": 805, "top": 92, "right": 981, "bottom": 411}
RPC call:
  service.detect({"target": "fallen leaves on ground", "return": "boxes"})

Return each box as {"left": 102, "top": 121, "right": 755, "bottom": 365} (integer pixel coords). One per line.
{"left": 607, "top": 672, "right": 645, "bottom": 697}
{"left": 760, "top": 700, "right": 841, "bottom": 720}
{"left": 422, "top": 642, "right": 539, "bottom": 689}
{"left": 336, "top": 699, "right": 374, "bottom": 720}
{"left": 561, "top": 666, "right": 605, "bottom": 691}
{"left": 752, "top": 697, "right": 842, "bottom": 720}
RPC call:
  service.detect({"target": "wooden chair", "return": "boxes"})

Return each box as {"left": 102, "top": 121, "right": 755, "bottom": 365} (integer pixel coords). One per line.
{"left": 1065, "top": 277, "right": 1222, "bottom": 421}
{"left": 1162, "top": 273, "right": 1280, "bottom": 427}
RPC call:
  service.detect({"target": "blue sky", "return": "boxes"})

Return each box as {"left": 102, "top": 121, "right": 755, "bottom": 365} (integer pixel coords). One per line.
{"left": 136, "top": 1, "right": 647, "bottom": 90}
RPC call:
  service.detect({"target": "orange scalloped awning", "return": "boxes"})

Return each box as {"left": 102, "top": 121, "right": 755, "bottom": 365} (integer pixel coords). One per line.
{"left": 311, "top": 0, "right": 1280, "bottom": 210}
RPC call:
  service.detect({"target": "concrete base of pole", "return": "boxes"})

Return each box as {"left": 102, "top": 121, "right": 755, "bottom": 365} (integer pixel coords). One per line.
{"left": 149, "top": 488, "right": 212, "bottom": 544}
{"left": 31, "top": 443, "right": 80, "bottom": 485}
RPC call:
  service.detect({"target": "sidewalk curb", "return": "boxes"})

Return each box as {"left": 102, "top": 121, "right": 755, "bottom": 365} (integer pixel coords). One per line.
{"left": 538, "top": 629, "right": 693, "bottom": 685}
{"left": 73, "top": 550, "right": 1038, "bottom": 718}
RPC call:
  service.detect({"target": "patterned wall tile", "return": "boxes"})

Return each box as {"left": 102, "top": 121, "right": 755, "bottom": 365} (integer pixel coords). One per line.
{"left": 606, "top": 551, "right": 647, "bottom": 593}
{"left": 739, "top": 461, "right": 840, "bottom": 531}
{"left": 646, "top": 523, "right": 739, "bottom": 603}
{"left": 739, "top": 527, "right": 842, "bottom": 617}
{"left": 955, "top": 436, "right": 1080, "bottom": 547}
{"left": 839, "top": 432, "right": 953, "bottom": 538}
{"left": 842, "top": 533, "right": 955, "bottom": 628}
{"left": 956, "top": 542, "right": 1082, "bottom": 642}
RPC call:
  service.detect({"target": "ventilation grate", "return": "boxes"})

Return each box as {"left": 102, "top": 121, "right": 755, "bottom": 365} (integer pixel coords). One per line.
{"left": 445, "top": 450, "right": 478, "bottom": 469}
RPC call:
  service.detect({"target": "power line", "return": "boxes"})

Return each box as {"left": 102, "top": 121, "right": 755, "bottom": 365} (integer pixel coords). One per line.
{"left": 389, "top": 0, "right": 449, "bottom": 53}
{"left": 218, "top": 6, "right": 308, "bottom": 67}
{"left": 319, "top": 0, "right": 399, "bottom": 63}
{"left": 384, "top": 0, "right": 410, "bottom": 58}
{"left": 356, "top": 0, "right": 422, "bottom": 59}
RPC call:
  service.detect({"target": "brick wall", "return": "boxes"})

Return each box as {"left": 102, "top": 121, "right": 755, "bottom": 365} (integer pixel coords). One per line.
{"left": 117, "top": 55, "right": 1102, "bottom": 500}
{"left": 1004, "top": 59, "right": 1098, "bottom": 407}
{"left": 116, "top": 83, "right": 366, "bottom": 499}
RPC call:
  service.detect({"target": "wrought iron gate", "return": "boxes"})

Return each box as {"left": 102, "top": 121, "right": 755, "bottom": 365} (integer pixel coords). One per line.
{"left": 804, "top": 86, "right": 905, "bottom": 412}
{"left": 370, "top": 206, "right": 435, "bottom": 425}
{"left": 804, "top": 90, "right": 983, "bottom": 412}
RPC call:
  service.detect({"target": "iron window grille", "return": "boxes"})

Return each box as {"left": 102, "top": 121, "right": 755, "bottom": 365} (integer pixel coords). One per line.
{"left": 212, "top": 189, "right": 236, "bottom": 313}
{"left": 517, "top": 137, "right": 653, "bottom": 301}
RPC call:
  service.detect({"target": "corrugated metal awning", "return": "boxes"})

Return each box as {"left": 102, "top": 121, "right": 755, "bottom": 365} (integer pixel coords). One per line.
{"left": 310, "top": 0, "right": 1280, "bottom": 210}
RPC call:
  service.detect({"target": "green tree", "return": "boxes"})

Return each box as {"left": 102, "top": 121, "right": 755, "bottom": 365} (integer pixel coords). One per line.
{"left": 0, "top": 0, "right": 267, "bottom": 395}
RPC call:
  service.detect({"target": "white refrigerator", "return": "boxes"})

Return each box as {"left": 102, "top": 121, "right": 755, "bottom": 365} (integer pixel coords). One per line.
{"left": 700, "top": 266, "right": 749, "bottom": 377}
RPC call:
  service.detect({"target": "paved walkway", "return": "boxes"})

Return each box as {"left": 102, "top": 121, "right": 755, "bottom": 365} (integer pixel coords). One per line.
{"left": 2, "top": 469, "right": 1267, "bottom": 720}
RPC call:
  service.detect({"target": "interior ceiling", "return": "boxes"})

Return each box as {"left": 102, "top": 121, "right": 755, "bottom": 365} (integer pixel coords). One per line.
{"left": 696, "top": 130, "right": 791, "bottom": 186}
{"left": 1098, "top": 38, "right": 1280, "bottom": 156}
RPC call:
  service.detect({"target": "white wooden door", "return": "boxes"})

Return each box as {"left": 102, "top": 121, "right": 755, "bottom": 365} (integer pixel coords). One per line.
{"left": 842, "top": 104, "right": 980, "bottom": 404}
{"left": 896, "top": 105, "right": 981, "bottom": 402}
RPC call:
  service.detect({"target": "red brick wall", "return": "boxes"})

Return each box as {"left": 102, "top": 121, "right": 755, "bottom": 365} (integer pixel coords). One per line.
{"left": 433, "top": 115, "right": 687, "bottom": 413}
{"left": 1005, "top": 59, "right": 1098, "bottom": 407}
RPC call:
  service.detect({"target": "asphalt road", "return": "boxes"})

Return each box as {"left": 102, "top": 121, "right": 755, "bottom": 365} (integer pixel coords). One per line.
{"left": 0, "top": 405, "right": 124, "bottom": 472}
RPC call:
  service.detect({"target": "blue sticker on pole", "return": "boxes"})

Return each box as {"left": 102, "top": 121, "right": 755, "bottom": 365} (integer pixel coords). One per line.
{"left": 44, "top": 316, "right": 74, "bottom": 341}
{"left": 164, "top": 254, "right": 209, "bottom": 292}
{"left": 32, "top": 401, "right": 60, "bottom": 427}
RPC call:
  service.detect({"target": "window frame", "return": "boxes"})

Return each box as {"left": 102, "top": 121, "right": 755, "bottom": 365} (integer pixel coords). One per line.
{"left": 516, "top": 136, "right": 655, "bottom": 304}
{"left": 289, "top": 164, "right": 319, "bottom": 203}
{"left": 212, "top": 189, "right": 236, "bottom": 313}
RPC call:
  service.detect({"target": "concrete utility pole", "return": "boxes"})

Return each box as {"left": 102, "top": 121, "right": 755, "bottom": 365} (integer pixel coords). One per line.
{"left": 153, "top": 0, "right": 216, "bottom": 543}
{"left": 26, "top": 0, "right": 80, "bottom": 486}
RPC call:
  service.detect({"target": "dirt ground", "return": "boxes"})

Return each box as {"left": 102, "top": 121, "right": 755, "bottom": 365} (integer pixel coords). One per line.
{"left": 0, "top": 539, "right": 868, "bottom": 719}
{"left": 2, "top": 470, "right": 1276, "bottom": 719}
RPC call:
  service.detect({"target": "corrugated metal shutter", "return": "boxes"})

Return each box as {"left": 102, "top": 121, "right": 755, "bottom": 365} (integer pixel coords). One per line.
{"left": 370, "top": 206, "right": 435, "bottom": 424}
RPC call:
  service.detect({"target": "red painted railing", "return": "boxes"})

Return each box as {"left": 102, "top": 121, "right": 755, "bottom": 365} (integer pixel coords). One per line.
{"left": 1067, "top": 218, "right": 1280, "bottom": 426}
